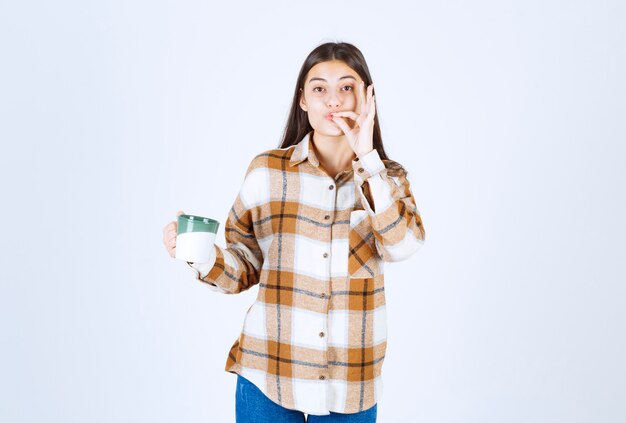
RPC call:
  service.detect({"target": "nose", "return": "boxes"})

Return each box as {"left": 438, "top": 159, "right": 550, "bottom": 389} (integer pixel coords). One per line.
{"left": 326, "top": 92, "right": 340, "bottom": 109}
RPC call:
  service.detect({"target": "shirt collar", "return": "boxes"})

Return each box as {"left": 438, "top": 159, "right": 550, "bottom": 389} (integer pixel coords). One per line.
{"left": 289, "top": 130, "right": 320, "bottom": 168}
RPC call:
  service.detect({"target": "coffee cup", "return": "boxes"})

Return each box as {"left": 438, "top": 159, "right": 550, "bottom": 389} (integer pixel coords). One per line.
{"left": 175, "top": 214, "right": 219, "bottom": 263}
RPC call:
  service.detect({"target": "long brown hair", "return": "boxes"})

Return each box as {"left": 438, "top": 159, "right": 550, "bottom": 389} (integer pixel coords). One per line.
{"left": 278, "top": 41, "right": 404, "bottom": 174}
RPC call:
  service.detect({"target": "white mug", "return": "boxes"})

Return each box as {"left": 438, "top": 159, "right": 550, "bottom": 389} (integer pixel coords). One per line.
{"left": 175, "top": 214, "right": 219, "bottom": 263}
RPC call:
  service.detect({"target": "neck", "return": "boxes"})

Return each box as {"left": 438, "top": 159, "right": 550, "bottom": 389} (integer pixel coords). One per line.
{"left": 310, "top": 131, "right": 356, "bottom": 172}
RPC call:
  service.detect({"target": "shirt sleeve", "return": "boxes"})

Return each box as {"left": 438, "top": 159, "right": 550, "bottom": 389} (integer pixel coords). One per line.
{"left": 186, "top": 157, "right": 265, "bottom": 294}
{"left": 352, "top": 148, "right": 426, "bottom": 262}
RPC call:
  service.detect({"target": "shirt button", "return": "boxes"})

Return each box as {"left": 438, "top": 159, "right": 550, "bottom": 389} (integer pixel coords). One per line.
{"left": 323, "top": 252, "right": 329, "bottom": 258}
{"left": 328, "top": 185, "right": 334, "bottom": 190}
{"left": 319, "top": 375, "right": 326, "bottom": 380}
{"left": 319, "top": 332, "right": 325, "bottom": 338}
{"left": 320, "top": 293, "right": 326, "bottom": 299}
{"left": 324, "top": 215, "right": 330, "bottom": 220}
{"left": 358, "top": 167, "right": 364, "bottom": 173}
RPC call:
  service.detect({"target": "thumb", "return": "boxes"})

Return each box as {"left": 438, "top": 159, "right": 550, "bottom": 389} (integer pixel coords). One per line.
{"left": 331, "top": 116, "right": 350, "bottom": 135}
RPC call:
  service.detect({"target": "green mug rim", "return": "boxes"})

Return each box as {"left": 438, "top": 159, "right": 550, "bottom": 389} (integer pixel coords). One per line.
{"left": 177, "top": 214, "right": 219, "bottom": 234}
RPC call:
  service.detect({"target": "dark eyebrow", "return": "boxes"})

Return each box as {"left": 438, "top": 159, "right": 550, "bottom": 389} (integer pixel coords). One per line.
{"left": 308, "top": 75, "right": 357, "bottom": 84}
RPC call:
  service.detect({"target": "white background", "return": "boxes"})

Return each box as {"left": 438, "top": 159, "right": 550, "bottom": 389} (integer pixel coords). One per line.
{"left": 1, "top": 1, "right": 625, "bottom": 422}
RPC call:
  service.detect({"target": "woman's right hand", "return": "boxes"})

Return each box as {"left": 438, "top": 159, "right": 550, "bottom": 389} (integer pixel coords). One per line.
{"left": 163, "top": 210, "right": 185, "bottom": 258}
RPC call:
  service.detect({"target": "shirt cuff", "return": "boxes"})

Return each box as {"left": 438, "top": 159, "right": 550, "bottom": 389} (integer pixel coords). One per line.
{"left": 187, "top": 261, "right": 214, "bottom": 279}
{"left": 352, "top": 149, "right": 386, "bottom": 184}
{"left": 186, "top": 245, "right": 217, "bottom": 280}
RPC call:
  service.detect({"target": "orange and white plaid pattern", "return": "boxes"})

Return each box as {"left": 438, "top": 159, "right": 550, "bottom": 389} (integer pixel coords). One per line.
{"left": 187, "top": 130, "right": 425, "bottom": 415}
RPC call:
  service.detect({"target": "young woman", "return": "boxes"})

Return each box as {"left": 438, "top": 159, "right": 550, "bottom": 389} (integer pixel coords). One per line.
{"left": 162, "top": 41, "right": 425, "bottom": 422}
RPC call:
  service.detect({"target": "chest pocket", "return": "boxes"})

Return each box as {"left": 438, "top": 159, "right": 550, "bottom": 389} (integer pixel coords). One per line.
{"left": 348, "top": 209, "right": 380, "bottom": 278}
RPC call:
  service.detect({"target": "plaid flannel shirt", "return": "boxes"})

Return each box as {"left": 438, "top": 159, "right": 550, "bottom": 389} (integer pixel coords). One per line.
{"left": 186, "top": 130, "right": 425, "bottom": 415}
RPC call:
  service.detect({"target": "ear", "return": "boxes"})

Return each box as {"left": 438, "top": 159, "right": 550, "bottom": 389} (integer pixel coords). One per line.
{"left": 299, "top": 88, "right": 307, "bottom": 112}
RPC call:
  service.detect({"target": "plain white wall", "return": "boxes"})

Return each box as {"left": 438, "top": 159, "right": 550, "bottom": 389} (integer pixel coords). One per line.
{"left": 1, "top": 0, "right": 625, "bottom": 422}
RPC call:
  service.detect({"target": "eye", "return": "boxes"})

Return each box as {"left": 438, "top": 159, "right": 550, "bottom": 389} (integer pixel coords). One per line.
{"left": 311, "top": 85, "right": 353, "bottom": 93}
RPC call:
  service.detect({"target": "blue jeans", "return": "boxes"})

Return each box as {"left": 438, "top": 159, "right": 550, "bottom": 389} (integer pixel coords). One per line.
{"left": 236, "top": 374, "right": 377, "bottom": 422}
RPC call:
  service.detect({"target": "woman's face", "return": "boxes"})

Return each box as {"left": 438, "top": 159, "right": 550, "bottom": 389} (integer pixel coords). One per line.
{"left": 299, "top": 60, "right": 363, "bottom": 136}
